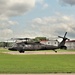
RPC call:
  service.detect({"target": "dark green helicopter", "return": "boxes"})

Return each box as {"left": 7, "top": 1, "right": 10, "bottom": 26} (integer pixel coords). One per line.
{"left": 8, "top": 32, "right": 69, "bottom": 53}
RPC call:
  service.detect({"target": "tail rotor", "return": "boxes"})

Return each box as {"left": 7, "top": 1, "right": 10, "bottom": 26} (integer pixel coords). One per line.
{"left": 64, "top": 32, "right": 67, "bottom": 38}
{"left": 58, "top": 32, "right": 70, "bottom": 49}
{"left": 58, "top": 32, "right": 69, "bottom": 40}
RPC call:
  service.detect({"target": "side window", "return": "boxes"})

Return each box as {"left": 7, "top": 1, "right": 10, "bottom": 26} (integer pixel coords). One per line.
{"left": 48, "top": 42, "right": 50, "bottom": 44}
{"left": 55, "top": 42, "right": 56, "bottom": 44}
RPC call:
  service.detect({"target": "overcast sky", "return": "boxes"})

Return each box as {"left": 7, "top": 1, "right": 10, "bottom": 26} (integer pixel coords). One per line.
{"left": 0, "top": 0, "right": 75, "bottom": 41}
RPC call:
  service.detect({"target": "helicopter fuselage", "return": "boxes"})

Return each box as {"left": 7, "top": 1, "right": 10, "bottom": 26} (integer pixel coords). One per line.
{"left": 8, "top": 32, "right": 68, "bottom": 53}
{"left": 8, "top": 43, "right": 59, "bottom": 52}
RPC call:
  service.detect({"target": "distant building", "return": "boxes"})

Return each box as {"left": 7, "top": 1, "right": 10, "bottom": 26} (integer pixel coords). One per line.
{"left": 40, "top": 40, "right": 59, "bottom": 46}
{"left": 65, "top": 40, "right": 75, "bottom": 50}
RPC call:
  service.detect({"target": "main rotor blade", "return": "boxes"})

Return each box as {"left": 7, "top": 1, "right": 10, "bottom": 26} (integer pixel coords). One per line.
{"left": 11, "top": 38, "right": 30, "bottom": 40}
{"left": 24, "top": 38, "right": 30, "bottom": 40}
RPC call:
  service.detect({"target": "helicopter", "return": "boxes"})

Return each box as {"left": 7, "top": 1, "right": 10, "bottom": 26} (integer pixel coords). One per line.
{"left": 8, "top": 32, "right": 69, "bottom": 53}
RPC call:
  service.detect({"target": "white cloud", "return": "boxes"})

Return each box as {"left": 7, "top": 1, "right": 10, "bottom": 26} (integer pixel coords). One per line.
{"left": 59, "top": 0, "right": 75, "bottom": 5}
{"left": 0, "top": 0, "right": 35, "bottom": 17}
{"left": 0, "top": 20, "right": 18, "bottom": 29}
{"left": 0, "top": 0, "right": 36, "bottom": 41}
{"left": 36, "top": 0, "right": 48, "bottom": 9}
{"left": 43, "top": 3, "right": 48, "bottom": 9}
{"left": 0, "top": 0, "right": 36, "bottom": 29}
{"left": 29, "top": 14, "right": 75, "bottom": 39}
{"left": 0, "top": 29, "right": 13, "bottom": 41}
{"left": 36, "top": 0, "right": 44, "bottom": 4}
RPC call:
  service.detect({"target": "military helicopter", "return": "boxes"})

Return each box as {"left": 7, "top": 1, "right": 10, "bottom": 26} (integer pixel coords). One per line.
{"left": 8, "top": 32, "right": 69, "bottom": 53}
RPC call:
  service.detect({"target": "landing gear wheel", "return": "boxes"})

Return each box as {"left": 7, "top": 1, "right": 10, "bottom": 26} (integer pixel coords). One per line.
{"left": 19, "top": 49, "right": 25, "bottom": 53}
{"left": 55, "top": 51, "right": 57, "bottom": 53}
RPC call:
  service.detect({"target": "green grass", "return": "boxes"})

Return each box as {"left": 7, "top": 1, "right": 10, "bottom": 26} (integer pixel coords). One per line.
{"left": 0, "top": 48, "right": 75, "bottom": 74}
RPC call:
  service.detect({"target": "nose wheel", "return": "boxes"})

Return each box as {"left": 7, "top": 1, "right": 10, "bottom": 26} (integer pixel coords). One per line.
{"left": 19, "top": 50, "right": 24, "bottom": 53}
{"left": 54, "top": 50, "right": 57, "bottom": 53}
{"left": 18, "top": 48, "right": 25, "bottom": 53}
{"left": 55, "top": 51, "right": 57, "bottom": 53}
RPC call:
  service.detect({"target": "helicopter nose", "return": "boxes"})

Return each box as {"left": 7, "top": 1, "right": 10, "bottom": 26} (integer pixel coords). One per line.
{"left": 8, "top": 48, "right": 13, "bottom": 50}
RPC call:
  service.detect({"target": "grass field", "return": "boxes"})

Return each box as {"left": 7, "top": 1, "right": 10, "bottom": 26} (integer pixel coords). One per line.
{"left": 0, "top": 48, "right": 75, "bottom": 74}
